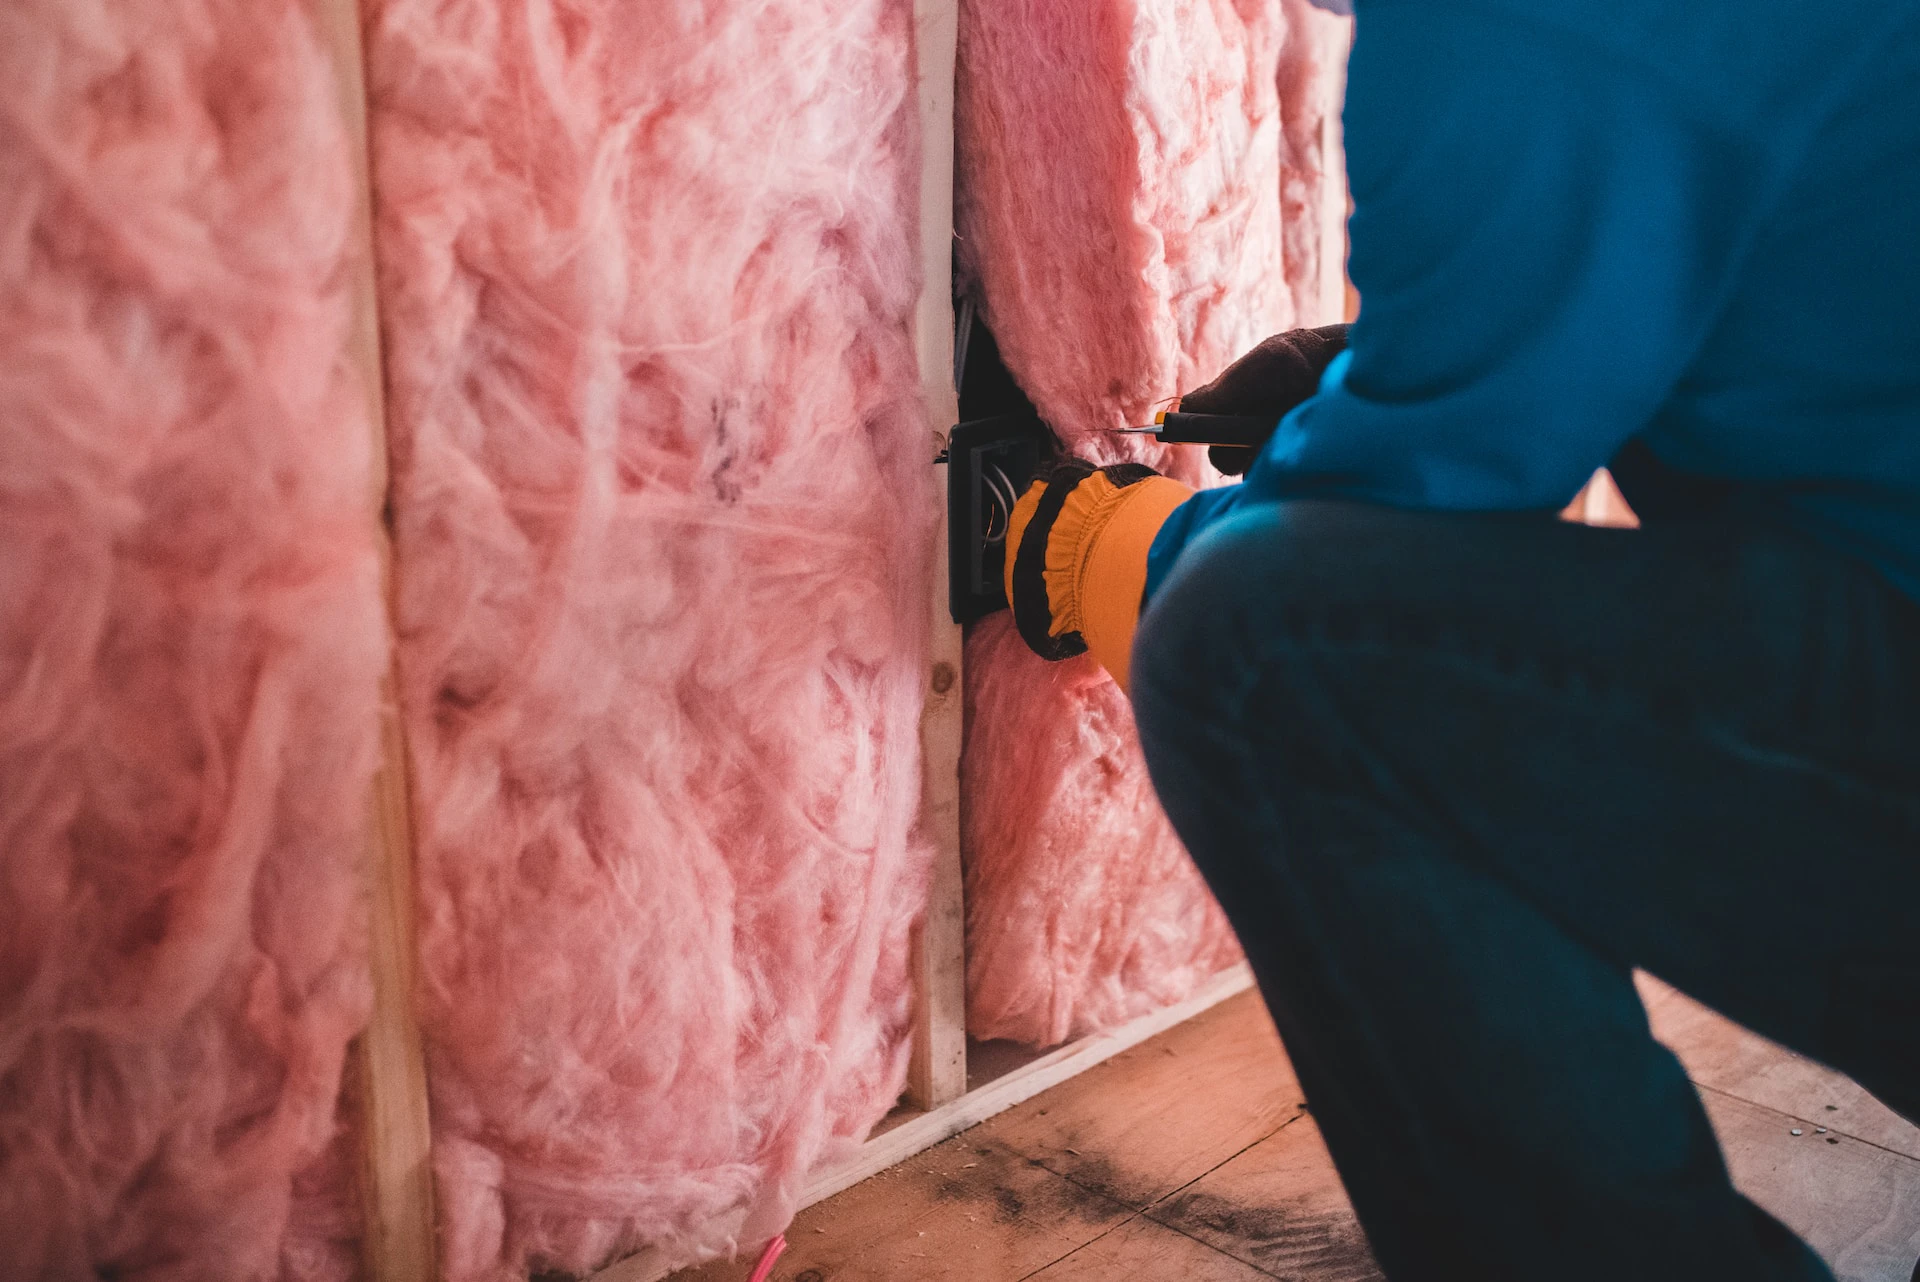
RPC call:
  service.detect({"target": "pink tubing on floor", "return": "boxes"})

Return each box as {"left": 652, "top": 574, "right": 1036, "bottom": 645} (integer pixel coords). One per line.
{"left": 747, "top": 1234, "right": 789, "bottom": 1282}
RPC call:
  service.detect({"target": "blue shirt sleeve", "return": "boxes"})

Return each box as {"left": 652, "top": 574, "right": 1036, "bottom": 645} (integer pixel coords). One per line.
{"left": 1146, "top": 1, "right": 1781, "bottom": 601}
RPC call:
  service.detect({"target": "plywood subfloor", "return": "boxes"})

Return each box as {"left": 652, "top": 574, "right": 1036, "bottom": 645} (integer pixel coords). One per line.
{"left": 673, "top": 981, "right": 1920, "bottom": 1282}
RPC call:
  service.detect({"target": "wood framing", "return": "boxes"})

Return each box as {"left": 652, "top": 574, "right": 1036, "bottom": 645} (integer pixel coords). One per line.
{"left": 1317, "top": 20, "right": 1355, "bottom": 327}
{"left": 317, "top": 2, "right": 440, "bottom": 1279}
{"left": 595, "top": 11, "right": 1355, "bottom": 1279}
{"left": 329, "top": 0, "right": 1354, "bottom": 1274}
{"left": 907, "top": 0, "right": 971, "bottom": 1113}
{"left": 597, "top": 965, "right": 1258, "bottom": 1282}
{"left": 806, "top": 963, "right": 1256, "bottom": 1209}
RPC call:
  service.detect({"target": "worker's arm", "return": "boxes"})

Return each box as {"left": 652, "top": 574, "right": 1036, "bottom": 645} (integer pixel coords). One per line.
{"left": 1145, "top": 2, "right": 1792, "bottom": 601}
{"left": 1009, "top": 3, "right": 1789, "bottom": 689}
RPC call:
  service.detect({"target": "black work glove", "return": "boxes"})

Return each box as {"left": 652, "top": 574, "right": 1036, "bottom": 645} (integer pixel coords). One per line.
{"left": 1179, "top": 323, "right": 1350, "bottom": 476}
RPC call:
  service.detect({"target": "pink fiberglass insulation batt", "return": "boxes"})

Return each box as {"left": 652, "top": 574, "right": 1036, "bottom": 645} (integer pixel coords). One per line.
{"left": 363, "top": 1, "right": 934, "bottom": 1276}
{"left": 956, "top": 0, "right": 1350, "bottom": 1044}
{"left": 0, "top": 3, "right": 386, "bottom": 1279}
{"left": 961, "top": 619, "right": 1244, "bottom": 1045}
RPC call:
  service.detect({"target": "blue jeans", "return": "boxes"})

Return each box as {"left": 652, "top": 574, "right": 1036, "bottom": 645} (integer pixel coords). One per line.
{"left": 1132, "top": 500, "right": 1920, "bottom": 1281}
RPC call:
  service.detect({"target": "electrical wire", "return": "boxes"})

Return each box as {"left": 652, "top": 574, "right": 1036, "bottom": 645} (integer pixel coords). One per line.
{"left": 981, "top": 461, "right": 1019, "bottom": 544}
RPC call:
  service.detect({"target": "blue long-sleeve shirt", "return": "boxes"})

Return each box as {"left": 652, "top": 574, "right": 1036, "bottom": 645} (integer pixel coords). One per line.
{"left": 1147, "top": 0, "right": 1920, "bottom": 602}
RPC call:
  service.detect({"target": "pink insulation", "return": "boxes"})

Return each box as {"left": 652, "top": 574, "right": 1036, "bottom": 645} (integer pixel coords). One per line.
{"left": 0, "top": 2, "right": 385, "bottom": 1278}
{"left": 362, "top": 0, "right": 935, "bottom": 1276}
{"left": 956, "top": 0, "right": 1350, "bottom": 1044}
{"left": 960, "top": 619, "right": 1245, "bottom": 1045}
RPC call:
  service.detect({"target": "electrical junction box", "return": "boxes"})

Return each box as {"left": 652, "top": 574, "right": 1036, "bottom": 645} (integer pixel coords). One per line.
{"left": 946, "top": 412, "right": 1050, "bottom": 624}
{"left": 945, "top": 305, "right": 1056, "bottom": 624}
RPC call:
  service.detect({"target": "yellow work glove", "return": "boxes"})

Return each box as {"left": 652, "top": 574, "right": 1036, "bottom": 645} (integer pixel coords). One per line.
{"left": 1003, "top": 460, "right": 1194, "bottom": 692}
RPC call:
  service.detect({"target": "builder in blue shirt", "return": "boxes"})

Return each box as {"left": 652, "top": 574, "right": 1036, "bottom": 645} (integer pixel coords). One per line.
{"left": 1003, "top": 0, "right": 1920, "bottom": 1276}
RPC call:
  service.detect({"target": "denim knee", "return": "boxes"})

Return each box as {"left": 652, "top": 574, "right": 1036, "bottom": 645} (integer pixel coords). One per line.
{"left": 1130, "top": 506, "right": 1300, "bottom": 792}
{"left": 1133, "top": 502, "right": 1301, "bottom": 716}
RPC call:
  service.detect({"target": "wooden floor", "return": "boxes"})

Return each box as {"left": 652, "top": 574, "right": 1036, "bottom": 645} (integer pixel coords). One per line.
{"left": 675, "top": 978, "right": 1920, "bottom": 1282}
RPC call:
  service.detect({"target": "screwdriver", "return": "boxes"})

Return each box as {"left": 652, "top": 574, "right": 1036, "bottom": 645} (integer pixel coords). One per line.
{"left": 1111, "top": 407, "right": 1275, "bottom": 448}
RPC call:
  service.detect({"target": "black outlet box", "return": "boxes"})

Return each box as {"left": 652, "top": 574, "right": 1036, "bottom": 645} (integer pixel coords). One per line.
{"left": 947, "top": 308, "right": 1056, "bottom": 624}
{"left": 947, "top": 413, "right": 1050, "bottom": 624}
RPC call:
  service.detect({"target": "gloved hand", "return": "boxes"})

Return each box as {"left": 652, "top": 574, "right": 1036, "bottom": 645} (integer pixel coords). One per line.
{"left": 1179, "top": 322, "right": 1349, "bottom": 476}
{"left": 998, "top": 325, "right": 1346, "bottom": 688}
{"left": 1003, "top": 460, "right": 1194, "bottom": 691}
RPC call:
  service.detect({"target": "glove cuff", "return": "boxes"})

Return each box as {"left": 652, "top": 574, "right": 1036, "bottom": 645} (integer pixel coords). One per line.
{"left": 1005, "top": 460, "right": 1101, "bottom": 661}
{"left": 1004, "top": 462, "right": 1192, "bottom": 688}
{"left": 1074, "top": 474, "right": 1193, "bottom": 690}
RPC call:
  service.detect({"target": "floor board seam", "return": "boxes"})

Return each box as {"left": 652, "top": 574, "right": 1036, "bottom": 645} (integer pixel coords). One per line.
{"left": 1014, "top": 1151, "right": 1151, "bottom": 1212}
{"left": 1690, "top": 1080, "right": 1920, "bottom": 1165}
{"left": 1135, "top": 1213, "right": 1290, "bottom": 1280}
{"left": 1141, "top": 1104, "right": 1313, "bottom": 1215}
{"left": 1025, "top": 1100, "right": 1311, "bottom": 1216}
{"left": 1006, "top": 1105, "right": 1312, "bottom": 1281}
{"left": 1009, "top": 1208, "right": 1150, "bottom": 1282}
{"left": 1124, "top": 1106, "right": 1317, "bottom": 1281}
{"left": 1145, "top": 1215, "right": 1291, "bottom": 1280}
